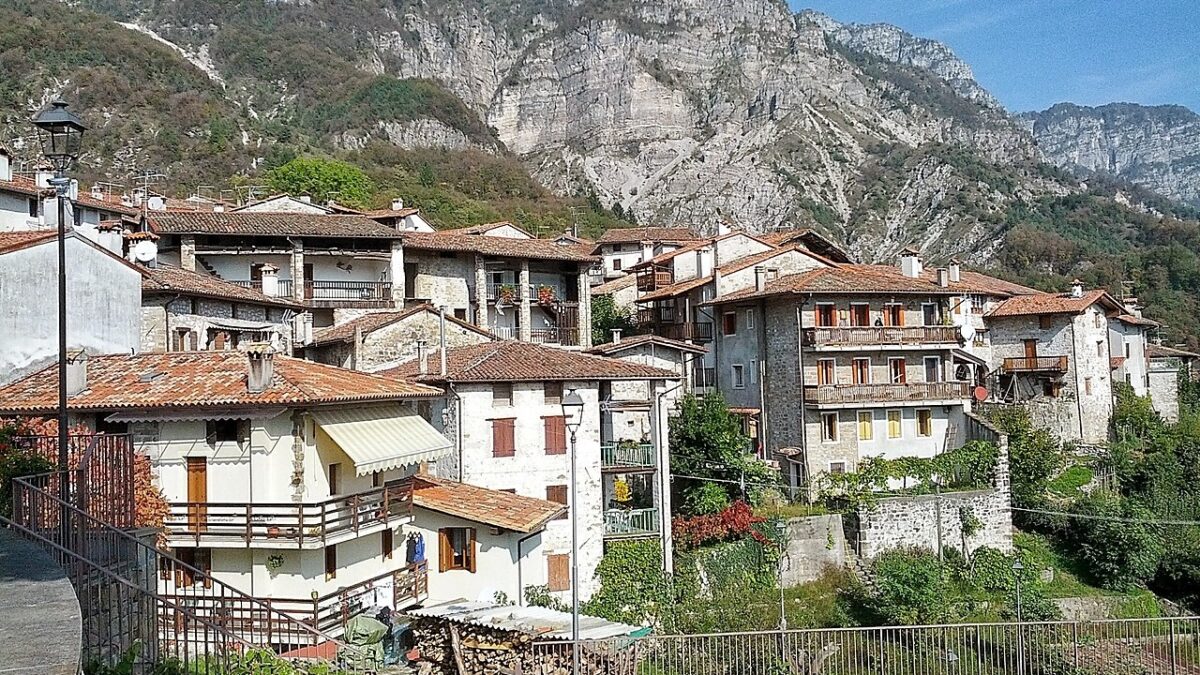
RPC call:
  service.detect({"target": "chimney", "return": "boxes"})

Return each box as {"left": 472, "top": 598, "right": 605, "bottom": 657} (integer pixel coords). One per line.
{"left": 754, "top": 266, "right": 767, "bottom": 292}
{"left": 34, "top": 162, "right": 53, "bottom": 189}
{"left": 0, "top": 145, "right": 10, "bottom": 182}
{"left": 1071, "top": 279, "right": 1084, "bottom": 299}
{"left": 213, "top": 204, "right": 225, "bottom": 213}
{"left": 90, "top": 184, "right": 103, "bottom": 200}
{"left": 68, "top": 179, "right": 79, "bottom": 201}
{"left": 696, "top": 246, "right": 714, "bottom": 278}
{"left": 936, "top": 268, "right": 949, "bottom": 288}
{"left": 899, "top": 246, "right": 923, "bottom": 278}
{"left": 948, "top": 258, "right": 962, "bottom": 283}
{"left": 66, "top": 350, "right": 88, "bottom": 397}
{"left": 246, "top": 345, "right": 276, "bottom": 393}
{"left": 611, "top": 329, "right": 622, "bottom": 344}
{"left": 259, "top": 263, "right": 280, "bottom": 297}
{"left": 299, "top": 195, "right": 312, "bottom": 204}
{"left": 391, "top": 198, "right": 405, "bottom": 211}
{"left": 97, "top": 223, "right": 123, "bottom": 256}
{"left": 417, "top": 340, "right": 429, "bottom": 376}
{"left": 120, "top": 193, "right": 134, "bottom": 207}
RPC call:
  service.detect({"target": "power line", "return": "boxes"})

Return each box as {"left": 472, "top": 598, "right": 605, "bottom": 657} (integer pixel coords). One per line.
{"left": 1012, "top": 506, "right": 1200, "bottom": 526}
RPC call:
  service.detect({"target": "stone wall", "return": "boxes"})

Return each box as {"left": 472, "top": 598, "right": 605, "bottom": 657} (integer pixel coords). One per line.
{"left": 780, "top": 514, "right": 846, "bottom": 586}
{"left": 854, "top": 487, "right": 1012, "bottom": 559}
{"left": 1148, "top": 362, "right": 1181, "bottom": 423}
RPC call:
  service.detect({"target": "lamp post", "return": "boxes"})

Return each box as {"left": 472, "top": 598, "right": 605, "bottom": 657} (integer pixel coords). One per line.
{"left": 560, "top": 388, "right": 585, "bottom": 675}
{"left": 32, "top": 100, "right": 86, "bottom": 501}
{"left": 1012, "top": 558, "right": 1025, "bottom": 673}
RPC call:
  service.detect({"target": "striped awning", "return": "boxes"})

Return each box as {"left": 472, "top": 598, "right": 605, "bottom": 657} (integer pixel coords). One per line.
{"left": 311, "top": 405, "right": 451, "bottom": 476}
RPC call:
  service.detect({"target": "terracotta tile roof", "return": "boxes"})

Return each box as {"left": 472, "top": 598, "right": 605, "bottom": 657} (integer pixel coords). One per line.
{"left": 637, "top": 247, "right": 824, "bottom": 303}
{"left": 986, "top": 290, "right": 1123, "bottom": 318}
{"left": 1148, "top": 344, "right": 1200, "bottom": 359}
{"left": 710, "top": 264, "right": 1038, "bottom": 305}
{"left": 0, "top": 230, "right": 57, "bottom": 254}
{"left": 148, "top": 212, "right": 402, "bottom": 239}
{"left": 585, "top": 333, "right": 707, "bottom": 356}
{"left": 399, "top": 231, "right": 595, "bottom": 262}
{"left": 1117, "top": 313, "right": 1160, "bottom": 327}
{"left": 595, "top": 227, "right": 700, "bottom": 245}
{"left": 0, "top": 351, "right": 442, "bottom": 414}
{"left": 363, "top": 207, "right": 419, "bottom": 218}
{"left": 0, "top": 175, "right": 48, "bottom": 198}
{"left": 0, "top": 175, "right": 139, "bottom": 215}
{"left": 591, "top": 274, "right": 637, "bottom": 295}
{"left": 310, "top": 303, "right": 496, "bottom": 346}
{"left": 627, "top": 231, "right": 773, "bottom": 271}
{"left": 412, "top": 474, "right": 565, "bottom": 533}
{"left": 141, "top": 264, "right": 304, "bottom": 309}
{"left": 1110, "top": 356, "right": 1127, "bottom": 369}
{"left": 455, "top": 221, "right": 534, "bottom": 238}
{"left": 379, "top": 341, "right": 680, "bottom": 383}
{"left": 637, "top": 274, "right": 713, "bottom": 302}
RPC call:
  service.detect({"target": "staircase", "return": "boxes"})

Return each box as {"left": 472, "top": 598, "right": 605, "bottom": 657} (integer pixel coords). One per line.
{"left": 196, "top": 255, "right": 220, "bottom": 276}
{"left": 844, "top": 540, "right": 876, "bottom": 592}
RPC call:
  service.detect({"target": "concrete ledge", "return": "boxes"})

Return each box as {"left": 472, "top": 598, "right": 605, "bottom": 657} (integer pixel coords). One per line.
{"left": 0, "top": 527, "right": 81, "bottom": 675}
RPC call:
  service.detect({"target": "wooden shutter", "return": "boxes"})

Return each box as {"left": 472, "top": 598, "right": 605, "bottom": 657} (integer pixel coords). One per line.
{"left": 546, "top": 485, "right": 568, "bottom": 520}
{"left": 544, "top": 416, "right": 566, "bottom": 455}
{"left": 382, "top": 528, "right": 394, "bottom": 559}
{"left": 547, "top": 554, "right": 570, "bottom": 592}
{"left": 324, "top": 545, "right": 337, "bottom": 580}
{"left": 492, "top": 419, "right": 515, "bottom": 457}
{"left": 466, "top": 528, "right": 477, "bottom": 573}
{"left": 212, "top": 331, "right": 227, "bottom": 351}
{"left": 187, "top": 330, "right": 198, "bottom": 351}
{"left": 438, "top": 528, "right": 451, "bottom": 573}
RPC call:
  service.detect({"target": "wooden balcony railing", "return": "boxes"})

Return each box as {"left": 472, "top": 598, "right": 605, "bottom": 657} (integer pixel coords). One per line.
{"left": 601, "top": 442, "right": 656, "bottom": 470}
{"left": 803, "top": 382, "right": 971, "bottom": 405}
{"left": 637, "top": 307, "right": 678, "bottom": 325}
{"left": 637, "top": 270, "right": 674, "bottom": 292}
{"left": 230, "top": 279, "right": 295, "bottom": 297}
{"left": 304, "top": 280, "right": 393, "bottom": 307}
{"left": 604, "top": 507, "right": 659, "bottom": 537}
{"left": 165, "top": 481, "right": 413, "bottom": 547}
{"left": 804, "top": 326, "right": 961, "bottom": 347}
{"left": 659, "top": 321, "right": 713, "bottom": 342}
{"left": 1002, "top": 356, "right": 1069, "bottom": 373}
{"left": 531, "top": 327, "right": 581, "bottom": 346}
{"left": 161, "top": 561, "right": 428, "bottom": 640}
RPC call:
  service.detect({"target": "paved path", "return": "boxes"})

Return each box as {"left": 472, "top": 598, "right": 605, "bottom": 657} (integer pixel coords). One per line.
{"left": 0, "top": 527, "right": 81, "bottom": 675}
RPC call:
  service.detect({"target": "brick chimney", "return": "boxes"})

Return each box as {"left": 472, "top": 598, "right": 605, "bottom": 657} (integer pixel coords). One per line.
{"left": 246, "top": 345, "right": 276, "bottom": 393}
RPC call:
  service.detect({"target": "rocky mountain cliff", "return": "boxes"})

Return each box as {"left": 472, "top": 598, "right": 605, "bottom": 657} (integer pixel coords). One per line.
{"left": 1022, "top": 103, "right": 1200, "bottom": 208}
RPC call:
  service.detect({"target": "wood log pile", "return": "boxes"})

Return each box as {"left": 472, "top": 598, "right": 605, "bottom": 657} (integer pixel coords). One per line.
{"left": 406, "top": 615, "right": 637, "bottom": 675}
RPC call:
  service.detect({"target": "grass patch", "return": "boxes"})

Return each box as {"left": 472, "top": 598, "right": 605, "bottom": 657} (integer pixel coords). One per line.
{"left": 755, "top": 502, "right": 830, "bottom": 519}
{"left": 1047, "top": 464, "right": 1095, "bottom": 497}
{"left": 1015, "top": 531, "right": 1150, "bottom": 601}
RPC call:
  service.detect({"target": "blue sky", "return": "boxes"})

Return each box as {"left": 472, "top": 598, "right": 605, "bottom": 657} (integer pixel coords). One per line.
{"left": 791, "top": 0, "right": 1199, "bottom": 113}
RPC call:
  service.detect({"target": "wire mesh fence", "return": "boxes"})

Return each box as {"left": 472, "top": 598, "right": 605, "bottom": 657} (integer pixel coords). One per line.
{"left": 533, "top": 617, "right": 1200, "bottom": 675}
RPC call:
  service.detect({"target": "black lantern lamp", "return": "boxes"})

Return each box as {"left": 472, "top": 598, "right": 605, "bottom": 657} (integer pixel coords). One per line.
{"left": 33, "top": 100, "right": 86, "bottom": 175}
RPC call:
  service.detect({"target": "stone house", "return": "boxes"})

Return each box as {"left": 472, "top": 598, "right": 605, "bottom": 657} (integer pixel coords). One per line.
{"left": 592, "top": 226, "right": 701, "bottom": 280}
{"left": 1147, "top": 343, "right": 1200, "bottom": 422}
{"left": 1109, "top": 308, "right": 1158, "bottom": 396}
{"left": 706, "top": 254, "right": 1037, "bottom": 487}
{"left": 585, "top": 332, "right": 705, "bottom": 395}
{"left": 985, "top": 282, "right": 1126, "bottom": 446}
{"left": 303, "top": 303, "right": 495, "bottom": 371}
{"left": 381, "top": 341, "right": 681, "bottom": 601}
{"left": 0, "top": 148, "right": 139, "bottom": 235}
{"left": 0, "top": 230, "right": 142, "bottom": 385}
{"left": 0, "top": 349, "right": 561, "bottom": 629}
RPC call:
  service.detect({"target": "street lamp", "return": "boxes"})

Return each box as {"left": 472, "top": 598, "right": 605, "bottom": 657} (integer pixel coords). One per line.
{"left": 560, "top": 388, "right": 584, "bottom": 675}
{"left": 32, "top": 100, "right": 86, "bottom": 494}
{"left": 1012, "top": 558, "right": 1025, "bottom": 673}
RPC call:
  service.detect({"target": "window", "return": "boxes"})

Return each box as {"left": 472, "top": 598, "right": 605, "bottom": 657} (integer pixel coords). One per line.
{"left": 381, "top": 528, "right": 394, "bottom": 560}
{"left": 438, "top": 527, "right": 476, "bottom": 572}
{"left": 1124, "top": 342, "right": 1131, "bottom": 358}
{"left": 849, "top": 303, "right": 870, "bottom": 327}
{"left": 852, "top": 357, "right": 871, "bottom": 385}
{"left": 746, "top": 308, "right": 756, "bottom": 330}
{"left": 951, "top": 296, "right": 963, "bottom": 316}
{"left": 723, "top": 312, "right": 738, "bottom": 336}
{"left": 209, "top": 329, "right": 231, "bottom": 351}
{"left": 1039, "top": 315, "right": 1052, "bottom": 330}
{"left": 328, "top": 463, "right": 341, "bottom": 495}
{"left": 815, "top": 303, "right": 836, "bottom": 327}
{"left": 175, "top": 547, "right": 212, "bottom": 589}
{"left": 829, "top": 461, "right": 847, "bottom": 475}
{"left": 543, "top": 416, "right": 567, "bottom": 455}
{"left": 27, "top": 198, "right": 38, "bottom": 218}
{"left": 917, "top": 409, "right": 933, "bottom": 437}
{"left": 453, "top": 308, "right": 467, "bottom": 321}
{"left": 732, "top": 364, "right": 746, "bottom": 389}
{"left": 492, "top": 383, "right": 513, "bottom": 407}
{"left": 546, "top": 485, "right": 568, "bottom": 520}
{"left": 372, "top": 472, "right": 382, "bottom": 488}
{"left": 887, "top": 410, "right": 902, "bottom": 439}
{"left": 889, "top": 358, "right": 907, "bottom": 384}
{"left": 544, "top": 382, "right": 563, "bottom": 405}
{"left": 921, "top": 303, "right": 939, "bottom": 326}
{"left": 173, "top": 328, "right": 198, "bottom": 352}
{"left": 857, "top": 411, "right": 873, "bottom": 440}
{"left": 1043, "top": 381, "right": 1062, "bottom": 398}
{"left": 612, "top": 258, "right": 623, "bottom": 271}
{"left": 816, "top": 359, "right": 836, "bottom": 385}
{"left": 971, "top": 296, "right": 987, "bottom": 314}
{"left": 1095, "top": 312, "right": 1104, "bottom": 329}
{"left": 923, "top": 357, "right": 942, "bottom": 383}
{"left": 205, "top": 419, "right": 242, "bottom": 447}
{"left": 749, "top": 359, "right": 758, "bottom": 385}
{"left": 324, "top": 545, "right": 337, "bottom": 581}
{"left": 883, "top": 304, "right": 903, "bottom": 326}
{"left": 1084, "top": 377, "right": 1093, "bottom": 395}
{"left": 820, "top": 413, "right": 838, "bottom": 442}
{"left": 491, "top": 418, "right": 516, "bottom": 457}
{"left": 547, "top": 553, "right": 570, "bottom": 592}
{"left": 1097, "top": 341, "right": 1105, "bottom": 358}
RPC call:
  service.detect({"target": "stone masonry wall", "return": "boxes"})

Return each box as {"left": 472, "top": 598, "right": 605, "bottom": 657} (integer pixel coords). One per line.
{"left": 780, "top": 514, "right": 846, "bottom": 586}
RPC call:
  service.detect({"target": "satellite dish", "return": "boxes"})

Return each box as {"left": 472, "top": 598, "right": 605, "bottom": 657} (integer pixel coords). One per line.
{"left": 973, "top": 386, "right": 989, "bottom": 402}
{"left": 959, "top": 323, "right": 975, "bottom": 341}
{"left": 132, "top": 240, "right": 157, "bottom": 263}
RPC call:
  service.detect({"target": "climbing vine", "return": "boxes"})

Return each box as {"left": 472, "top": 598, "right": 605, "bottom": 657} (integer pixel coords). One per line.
{"left": 818, "top": 440, "right": 1000, "bottom": 509}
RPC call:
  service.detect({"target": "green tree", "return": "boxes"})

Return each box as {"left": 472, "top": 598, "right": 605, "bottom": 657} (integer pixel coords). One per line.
{"left": 1112, "top": 381, "right": 1165, "bottom": 443}
{"left": 857, "top": 546, "right": 951, "bottom": 625}
{"left": 1069, "top": 493, "right": 1164, "bottom": 591}
{"left": 265, "top": 157, "right": 375, "bottom": 208}
{"left": 590, "top": 295, "right": 637, "bottom": 345}
{"left": 669, "top": 392, "right": 776, "bottom": 514}
{"left": 987, "top": 407, "right": 1065, "bottom": 523}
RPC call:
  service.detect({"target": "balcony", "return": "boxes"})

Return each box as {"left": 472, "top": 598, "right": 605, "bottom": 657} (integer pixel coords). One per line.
{"left": 803, "top": 382, "right": 971, "bottom": 406}
{"left": 636, "top": 268, "right": 674, "bottom": 292}
{"left": 604, "top": 507, "right": 659, "bottom": 538}
{"left": 804, "top": 326, "right": 961, "bottom": 349}
{"left": 601, "top": 442, "right": 656, "bottom": 470}
{"left": 164, "top": 482, "right": 413, "bottom": 549}
{"left": 1002, "top": 356, "right": 1069, "bottom": 373}
{"left": 531, "top": 326, "right": 580, "bottom": 346}
{"left": 305, "top": 280, "right": 392, "bottom": 308}
{"left": 230, "top": 279, "right": 295, "bottom": 297}
{"left": 659, "top": 321, "right": 714, "bottom": 342}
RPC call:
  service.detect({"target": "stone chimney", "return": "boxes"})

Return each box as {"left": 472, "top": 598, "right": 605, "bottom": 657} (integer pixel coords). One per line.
{"left": 259, "top": 263, "right": 280, "bottom": 297}
{"left": 936, "top": 268, "right": 949, "bottom": 288}
{"left": 696, "top": 246, "right": 714, "bottom": 278}
{"left": 948, "top": 258, "right": 962, "bottom": 283}
{"left": 246, "top": 345, "right": 275, "bottom": 394}
{"left": 611, "top": 329, "right": 622, "bottom": 344}
{"left": 299, "top": 195, "right": 312, "bottom": 204}
{"left": 899, "top": 246, "right": 923, "bottom": 279}
{"left": 755, "top": 266, "right": 768, "bottom": 292}
{"left": 1071, "top": 279, "right": 1084, "bottom": 299}
{"left": 417, "top": 340, "right": 429, "bottom": 376}
{"left": 96, "top": 222, "right": 123, "bottom": 256}
{"left": 0, "top": 146, "right": 12, "bottom": 182}
{"left": 391, "top": 198, "right": 405, "bottom": 211}
{"left": 66, "top": 350, "right": 88, "bottom": 397}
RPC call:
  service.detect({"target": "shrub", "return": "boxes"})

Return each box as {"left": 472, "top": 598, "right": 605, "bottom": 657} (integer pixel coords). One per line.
{"left": 860, "top": 546, "right": 951, "bottom": 625}
{"left": 682, "top": 481, "right": 730, "bottom": 516}
{"left": 1069, "top": 494, "right": 1164, "bottom": 591}
{"left": 672, "top": 500, "right": 769, "bottom": 550}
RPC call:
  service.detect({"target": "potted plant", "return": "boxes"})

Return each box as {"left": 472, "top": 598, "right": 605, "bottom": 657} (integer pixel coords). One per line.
{"left": 537, "top": 284, "right": 556, "bottom": 305}
{"left": 266, "top": 525, "right": 281, "bottom": 538}
{"left": 499, "top": 284, "right": 517, "bottom": 304}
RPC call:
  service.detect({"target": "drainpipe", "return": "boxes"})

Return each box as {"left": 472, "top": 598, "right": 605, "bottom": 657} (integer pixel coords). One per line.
{"left": 439, "top": 305, "right": 448, "bottom": 377}
{"left": 163, "top": 294, "right": 180, "bottom": 351}
{"left": 757, "top": 297, "right": 769, "bottom": 457}
{"left": 515, "top": 529, "right": 541, "bottom": 606}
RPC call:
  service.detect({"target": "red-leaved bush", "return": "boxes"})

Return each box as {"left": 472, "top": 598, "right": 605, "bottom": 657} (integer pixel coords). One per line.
{"left": 672, "top": 500, "right": 771, "bottom": 550}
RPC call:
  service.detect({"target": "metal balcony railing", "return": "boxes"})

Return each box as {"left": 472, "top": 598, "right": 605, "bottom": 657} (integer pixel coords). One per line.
{"left": 803, "top": 326, "right": 962, "bottom": 347}
{"left": 230, "top": 279, "right": 295, "bottom": 297}
{"left": 803, "top": 382, "right": 971, "bottom": 405}
{"left": 1002, "top": 356, "right": 1069, "bottom": 373}
{"left": 601, "top": 442, "right": 656, "bottom": 469}
{"left": 603, "top": 507, "right": 659, "bottom": 537}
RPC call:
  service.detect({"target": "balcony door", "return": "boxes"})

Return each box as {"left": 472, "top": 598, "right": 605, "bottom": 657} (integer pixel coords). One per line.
{"left": 889, "top": 358, "right": 907, "bottom": 384}
{"left": 186, "top": 457, "right": 207, "bottom": 533}
{"left": 303, "top": 263, "right": 314, "bottom": 300}
{"left": 849, "top": 304, "right": 870, "bottom": 327}
{"left": 924, "top": 357, "right": 943, "bottom": 383}
{"left": 815, "top": 303, "right": 836, "bottom": 327}
{"left": 816, "top": 359, "right": 836, "bottom": 385}
{"left": 1024, "top": 339, "right": 1038, "bottom": 361}
{"left": 852, "top": 358, "right": 871, "bottom": 385}
{"left": 883, "top": 304, "right": 903, "bottom": 327}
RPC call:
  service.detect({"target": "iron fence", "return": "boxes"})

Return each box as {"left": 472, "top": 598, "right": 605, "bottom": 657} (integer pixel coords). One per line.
{"left": 533, "top": 617, "right": 1200, "bottom": 674}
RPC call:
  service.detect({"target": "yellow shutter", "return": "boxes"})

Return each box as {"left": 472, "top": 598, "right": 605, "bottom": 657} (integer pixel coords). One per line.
{"left": 887, "top": 411, "right": 902, "bottom": 438}
{"left": 858, "top": 412, "right": 872, "bottom": 440}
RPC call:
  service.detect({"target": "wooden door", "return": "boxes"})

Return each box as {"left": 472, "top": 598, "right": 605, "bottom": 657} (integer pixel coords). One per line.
{"left": 558, "top": 304, "right": 580, "bottom": 345}
{"left": 1023, "top": 339, "right": 1038, "bottom": 359}
{"left": 186, "top": 457, "right": 207, "bottom": 533}
{"left": 303, "top": 263, "right": 315, "bottom": 300}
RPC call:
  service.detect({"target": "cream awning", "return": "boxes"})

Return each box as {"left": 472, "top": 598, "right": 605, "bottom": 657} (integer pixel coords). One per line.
{"left": 311, "top": 406, "right": 452, "bottom": 476}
